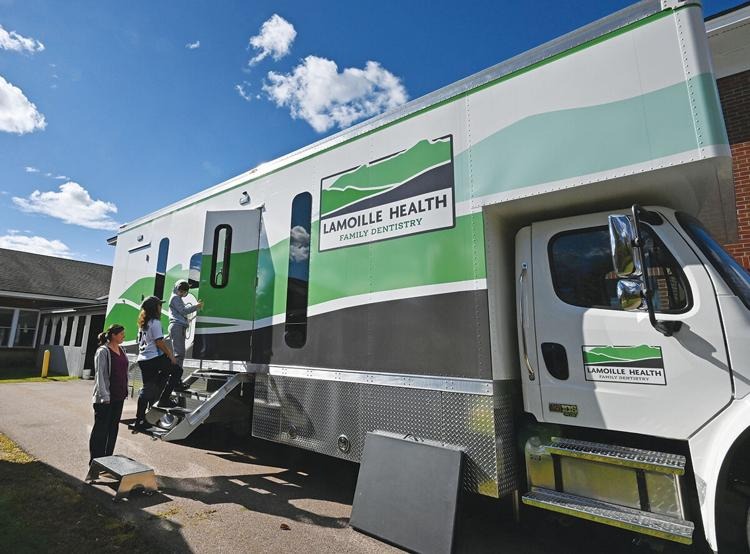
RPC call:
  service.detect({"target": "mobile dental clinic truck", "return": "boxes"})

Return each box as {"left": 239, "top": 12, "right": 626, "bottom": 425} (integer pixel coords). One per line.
{"left": 105, "top": 0, "right": 750, "bottom": 550}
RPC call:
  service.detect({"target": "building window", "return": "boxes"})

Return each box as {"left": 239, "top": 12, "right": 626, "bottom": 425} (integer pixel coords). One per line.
{"left": 41, "top": 317, "right": 52, "bottom": 345}
{"left": 548, "top": 225, "right": 690, "bottom": 313}
{"left": 211, "top": 225, "right": 232, "bottom": 288}
{"left": 14, "top": 310, "right": 39, "bottom": 347}
{"left": 54, "top": 318, "right": 63, "bottom": 345}
{"left": 0, "top": 307, "right": 40, "bottom": 348}
{"left": 74, "top": 316, "right": 86, "bottom": 347}
{"left": 285, "top": 192, "right": 312, "bottom": 348}
{"left": 0, "top": 308, "right": 13, "bottom": 347}
{"left": 154, "top": 238, "right": 170, "bottom": 299}
{"left": 62, "top": 316, "right": 74, "bottom": 346}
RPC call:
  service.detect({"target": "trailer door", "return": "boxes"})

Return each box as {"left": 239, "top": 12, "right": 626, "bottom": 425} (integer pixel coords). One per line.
{"left": 528, "top": 211, "right": 731, "bottom": 439}
{"left": 193, "top": 209, "right": 262, "bottom": 361}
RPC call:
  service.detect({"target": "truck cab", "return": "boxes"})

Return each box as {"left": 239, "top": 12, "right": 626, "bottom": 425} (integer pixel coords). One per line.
{"left": 513, "top": 205, "right": 750, "bottom": 550}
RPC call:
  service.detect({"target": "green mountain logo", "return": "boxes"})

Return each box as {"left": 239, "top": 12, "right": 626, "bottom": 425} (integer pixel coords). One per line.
{"left": 583, "top": 345, "right": 663, "bottom": 368}
{"left": 320, "top": 137, "right": 452, "bottom": 218}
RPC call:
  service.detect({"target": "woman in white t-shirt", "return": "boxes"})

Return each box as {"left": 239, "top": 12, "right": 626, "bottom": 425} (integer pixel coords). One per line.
{"left": 134, "top": 295, "right": 182, "bottom": 431}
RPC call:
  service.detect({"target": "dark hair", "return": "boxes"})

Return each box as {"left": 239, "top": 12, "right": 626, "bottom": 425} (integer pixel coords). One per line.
{"left": 177, "top": 281, "right": 190, "bottom": 292}
{"left": 138, "top": 302, "right": 161, "bottom": 329}
{"left": 98, "top": 324, "right": 125, "bottom": 346}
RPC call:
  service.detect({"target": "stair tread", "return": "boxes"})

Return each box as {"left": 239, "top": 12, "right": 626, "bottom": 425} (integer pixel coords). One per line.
{"left": 547, "top": 437, "right": 686, "bottom": 474}
{"left": 523, "top": 489, "right": 693, "bottom": 543}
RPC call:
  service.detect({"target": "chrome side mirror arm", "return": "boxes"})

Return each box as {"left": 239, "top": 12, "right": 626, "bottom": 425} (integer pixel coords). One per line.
{"left": 630, "top": 205, "right": 682, "bottom": 337}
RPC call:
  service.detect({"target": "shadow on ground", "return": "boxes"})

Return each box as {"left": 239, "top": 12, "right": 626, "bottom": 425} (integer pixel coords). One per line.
{"left": 141, "top": 423, "right": 714, "bottom": 554}
{"left": 0, "top": 456, "right": 191, "bottom": 553}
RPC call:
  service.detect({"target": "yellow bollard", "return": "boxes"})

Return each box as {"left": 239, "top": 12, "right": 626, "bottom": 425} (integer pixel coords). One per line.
{"left": 41, "top": 350, "right": 50, "bottom": 378}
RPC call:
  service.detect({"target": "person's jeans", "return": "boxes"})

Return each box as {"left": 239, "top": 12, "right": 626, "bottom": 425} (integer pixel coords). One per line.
{"left": 136, "top": 355, "right": 183, "bottom": 422}
{"left": 168, "top": 322, "right": 187, "bottom": 368}
{"left": 89, "top": 400, "right": 124, "bottom": 464}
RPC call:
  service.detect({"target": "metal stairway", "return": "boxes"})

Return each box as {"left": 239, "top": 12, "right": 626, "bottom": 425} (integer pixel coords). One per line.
{"left": 522, "top": 437, "right": 694, "bottom": 544}
{"left": 134, "top": 369, "right": 251, "bottom": 441}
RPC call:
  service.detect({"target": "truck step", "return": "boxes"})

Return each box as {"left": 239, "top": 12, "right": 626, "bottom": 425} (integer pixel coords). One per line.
{"left": 522, "top": 489, "right": 694, "bottom": 544}
{"left": 546, "top": 437, "right": 685, "bottom": 475}
{"left": 190, "top": 370, "right": 238, "bottom": 380}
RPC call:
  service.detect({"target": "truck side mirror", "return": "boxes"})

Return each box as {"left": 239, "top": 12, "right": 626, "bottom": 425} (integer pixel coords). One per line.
{"left": 617, "top": 279, "right": 645, "bottom": 311}
{"left": 608, "top": 215, "right": 642, "bottom": 278}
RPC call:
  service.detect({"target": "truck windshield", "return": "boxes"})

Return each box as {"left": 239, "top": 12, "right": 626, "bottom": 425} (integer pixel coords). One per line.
{"left": 676, "top": 212, "right": 750, "bottom": 310}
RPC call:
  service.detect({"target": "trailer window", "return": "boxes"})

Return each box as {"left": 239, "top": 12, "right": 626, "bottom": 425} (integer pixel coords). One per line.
{"left": 211, "top": 225, "right": 232, "bottom": 288}
{"left": 188, "top": 252, "right": 202, "bottom": 288}
{"left": 285, "top": 192, "right": 312, "bottom": 348}
{"left": 154, "top": 238, "right": 169, "bottom": 299}
{"left": 549, "top": 226, "right": 689, "bottom": 313}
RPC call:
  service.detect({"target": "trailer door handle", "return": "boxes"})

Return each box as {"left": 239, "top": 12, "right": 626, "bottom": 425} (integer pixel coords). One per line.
{"left": 519, "top": 263, "right": 536, "bottom": 381}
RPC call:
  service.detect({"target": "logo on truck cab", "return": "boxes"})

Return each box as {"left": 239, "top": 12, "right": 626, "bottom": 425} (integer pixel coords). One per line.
{"left": 582, "top": 345, "right": 666, "bottom": 386}
{"left": 319, "top": 136, "right": 455, "bottom": 251}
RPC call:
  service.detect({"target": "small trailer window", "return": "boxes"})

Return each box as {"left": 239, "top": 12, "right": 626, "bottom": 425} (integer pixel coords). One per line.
{"left": 549, "top": 225, "right": 690, "bottom": 313}
{"left": 211, "top": 225, "right": 232, "bottom": 288}
{"left": 154, "top": 238, "right": 169, "bottom": 299}
{"left": 188, "top": 252, "right": 202, "bottom": 288}
{"left": 285, "top": 192, "right": 312, "bottom": 348}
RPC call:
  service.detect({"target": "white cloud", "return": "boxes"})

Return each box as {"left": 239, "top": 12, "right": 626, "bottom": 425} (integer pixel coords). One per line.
{"left": 289, "top": 225, "right": 310, "bottom": 262}
{"left": 12, "top": 181, "right": 120, "bottom": 231}
{"left": 263, "top": 56, "right": 408, "bottom": 133}
{"left": 0, "top": 233, "right": 72, "bottom": 258}
{"left": 24, "top": 166, "right": 39, "bottom": 173}
{"left": 235, "top": 82, "right": 252, "bottom": 102}
{"left": 249, "top": 14, "right": 296, "bottom": 66}
{"left": 185, "top": 40, "right": 200, "bottom": 50}
{"left": 0, "top": 75, "right": 46, "bottom": 134}
{"left": 45, "top": 172, "right": 52, "bottom": 177}
{"left": 54, "top": 174, "right": 68, "bottom": 180}
{"left": 0, "top": 25, "right": 44, "bottom": 54}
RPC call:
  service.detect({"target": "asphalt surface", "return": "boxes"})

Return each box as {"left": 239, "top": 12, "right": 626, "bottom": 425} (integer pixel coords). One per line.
{"left": 0, "top": 380, "right": 714, "bottom": 553}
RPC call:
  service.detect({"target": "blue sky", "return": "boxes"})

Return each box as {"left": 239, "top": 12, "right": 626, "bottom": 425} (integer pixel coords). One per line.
{"left": 0, "top": 0, "right": 741, "bottom": 265}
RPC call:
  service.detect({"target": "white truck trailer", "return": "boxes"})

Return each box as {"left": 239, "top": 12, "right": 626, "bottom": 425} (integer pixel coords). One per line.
{"left": 105, "top": 1, "right": 750, "bottom": 550}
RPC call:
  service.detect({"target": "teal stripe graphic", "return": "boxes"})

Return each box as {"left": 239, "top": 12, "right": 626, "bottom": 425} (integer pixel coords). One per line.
{"left": 454, "top": 73, "right": 728, "bottom": 203}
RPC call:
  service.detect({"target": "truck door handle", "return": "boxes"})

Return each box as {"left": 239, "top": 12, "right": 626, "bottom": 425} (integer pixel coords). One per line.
{"left": 519, "top": 263, "right": 536, "bottom": 381}
{"left": 541, "top": 342, "right": 569, "bottom": 380}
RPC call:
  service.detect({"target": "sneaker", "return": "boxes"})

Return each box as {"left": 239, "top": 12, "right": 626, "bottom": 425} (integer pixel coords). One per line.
{"left": 156, "top": 399, "right": 178, "bottom": 409}
{"left": 132, "top": 420, "right": 149, "bottom": 432}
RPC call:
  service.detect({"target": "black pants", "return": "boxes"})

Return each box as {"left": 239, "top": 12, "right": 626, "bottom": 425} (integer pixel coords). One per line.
{"left": 135, "top": 355, "right": 183, "bottom": 421}
{"left": 89, "top": 400, "right": 124, "bottom": 464}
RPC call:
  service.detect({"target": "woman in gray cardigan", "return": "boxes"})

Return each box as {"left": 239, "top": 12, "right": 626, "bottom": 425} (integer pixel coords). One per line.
{"left": 89, "top": 324, "right": 128, "bottom": 465}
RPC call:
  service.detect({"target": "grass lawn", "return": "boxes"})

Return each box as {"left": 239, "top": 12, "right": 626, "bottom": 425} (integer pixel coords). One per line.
{"left": 0, "top": 433, "right": 156, "bottom": 553}
{"left": 0, "top": 367, "right": 79, "bottom": 384}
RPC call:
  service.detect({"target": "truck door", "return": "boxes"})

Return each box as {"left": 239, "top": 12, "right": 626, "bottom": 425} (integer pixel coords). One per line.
{"left": 526, "top": 211, "right": 732, "bottom": 439}
{"left": 193, "top": 209, "right": 262, "bottom": 361}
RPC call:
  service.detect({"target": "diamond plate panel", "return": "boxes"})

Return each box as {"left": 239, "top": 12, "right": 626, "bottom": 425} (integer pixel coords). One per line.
{"left": 252, "top": 374, "right": 519, "bottom": 498}
{"left": 362, "top": 385, "right": 443, "bottom": 443}
{"left": 494, "top": 388, "right": 518, "bottom": 496}
{"left": 252, "top": 374, "right": 282, "bottom": 443}
{"left": 253, "top": 374, "right": 362, "bottom": 461}
{"left": 440, "top": 392, "right": 499, "bottom": 496}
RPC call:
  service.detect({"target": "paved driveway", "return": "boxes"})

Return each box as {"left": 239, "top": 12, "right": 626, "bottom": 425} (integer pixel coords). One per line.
{"left": 0, "top": 380, "right": 711, "bottom": 553}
